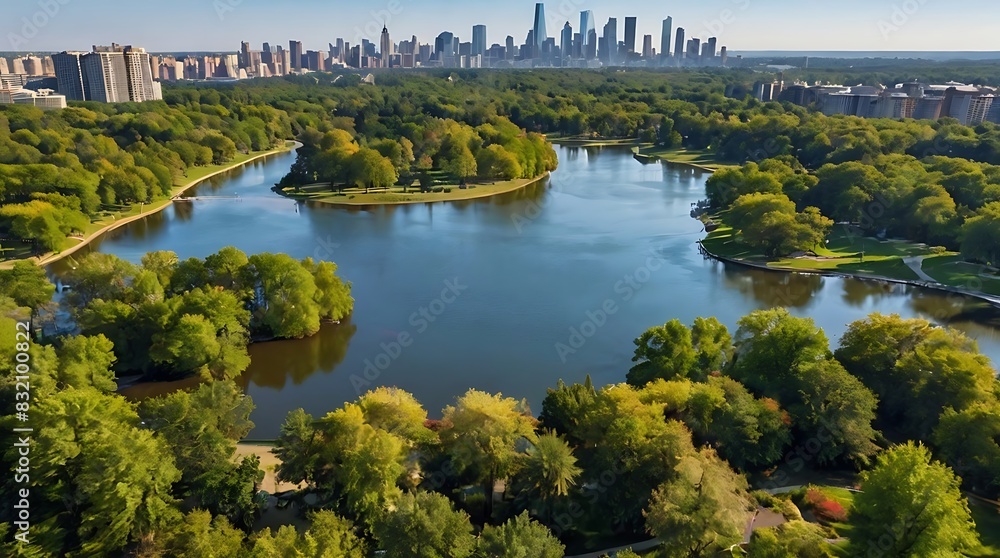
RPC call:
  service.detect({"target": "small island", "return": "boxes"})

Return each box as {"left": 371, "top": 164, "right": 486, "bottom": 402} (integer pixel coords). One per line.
{"left": 273, "top": 117, "right": 558, "bottom": 206}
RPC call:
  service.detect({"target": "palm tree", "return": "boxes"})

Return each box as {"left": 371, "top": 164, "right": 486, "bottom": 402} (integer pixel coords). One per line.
{"left": 516, "top": 431, "right": 582, "bottom": 522}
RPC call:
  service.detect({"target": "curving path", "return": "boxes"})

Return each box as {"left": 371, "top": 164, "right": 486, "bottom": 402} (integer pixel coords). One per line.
{"left": 903, "top": 256, "right": 937, "bottom": 282}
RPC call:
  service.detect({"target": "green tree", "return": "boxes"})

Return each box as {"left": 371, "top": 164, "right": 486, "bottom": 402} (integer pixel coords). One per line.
{"left": 747, "top": 520, "right": 833, "bottom": 558}
{"left": 247, "top": 253, "right": 322, "bottom": 339}
{"left": 627, "top": 319, "right": 697, "bottom": 386}
{"left": 54, "top": 334, "right": 117, "bottom": 392}
{"left": 372, "top": 491, "right": 476, "bottom": 558}
{"left": 161, "top": 510, "right": 245, "bottom": 558}
{"left": 347, "top": 147, "right": 398, "bottom": 193}
{"left": 512, "top": 432, "right": 581, "bottom": 521}
{"left": 961, "top": 201, "right": 1000, "bottom": 264}
{"left": 441, "top": 390, "right": 538, "bottom": 517}
{"left": 730, "top": 308, "right": 830, "bottom": 400}
{"left": 0, "top": 261, "right": 55, "bottom": 310}
{"left": 932, "top": 403, "right": 1000, "bottom": 497}
{"left": 476, "top": 512, "right": 565, "bottom": 558}
{"left": 850, "top": 443, "right": 978, "bottom": 557}
{"left": 644, "top": 449, "right": 751, "bottom": 558}
{"left": 690, "top": 316, "right": 733, "bottom": 375}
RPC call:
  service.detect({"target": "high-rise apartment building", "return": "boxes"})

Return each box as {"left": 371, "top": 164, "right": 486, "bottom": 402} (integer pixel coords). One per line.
{"left": 472, "top": 25, "right": 487, "bottom": 58}
{"left": 532, "top": 3, "right": 547, "bottom": 59}
{"left": 123, "top": 46, "right": 157, "bottom": 101}
{"left": 642, "top": 35, "right": 653, "bottom": 59}
{"left": 624, "top": 17, "right": 637, "bottom": 54}
{"left": 706, "top": 37, "right": 717, "bottom": 59}
{"left": 660, "top": 17, "right": 672, "bottom": 59}
{"left": 81, "top": 48, "right": 130, "bottom": 102}
{"left": 0, "top": 58, "right": 8, "bottom": 74}
{"left": 52, "top": 52, "right": 86, "bottom": 101}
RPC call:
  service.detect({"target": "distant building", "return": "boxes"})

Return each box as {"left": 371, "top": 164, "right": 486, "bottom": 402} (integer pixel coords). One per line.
{"left": 660, "top": 17, "right": 672, "bottom": 60}
{"left": 0, "top": 88, "right": 67, "bottom": 110}
{"left": 642, "top": 35, "right": 653, "bottom": 59}
{"left": 532, "top": 3, "right": 547, "bottom": 59}
{"left": 123, "top": 46, "right": 158, "bottom": 102}
{"left": 472, "top": 25, "right": 487, "bottom": 58}
{"left": 52, "top": 52, "right": 86, "bottom": 101}
{"left": 81, "top": 48, "right": 130, "bottom": 102}
{"left": 624, "top": 17, "right": 637, "bottom": 54}
{"left": 380, "top": 25, "right": 392, "bottom": 60}
{"left": 673, "top": 28, "right": 685, "bottom": 64}
{"left": 561, "top": 22, "right": 573, "bottom": 59}
{"left": 289, "top": 40, "right": 303, "bottom": 70}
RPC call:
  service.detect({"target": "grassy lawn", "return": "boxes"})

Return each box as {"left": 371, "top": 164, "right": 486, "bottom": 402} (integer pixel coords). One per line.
{"left": 702, "top": 221, "right": 932, "bottom": 282}
{"left": 969, "top": 498, "right": 1000, "bottom": 557}
{"left": 635, "top": 145, "right": 735, "bottom": 171}
{"left": 921, "top": 255, "right": 1000, "bottom": 296}
{"left": 548, "top": 135, "right": 641, "bottom": 147}
{"left": 279, "top": 174, "right": 546, "bottom": 206}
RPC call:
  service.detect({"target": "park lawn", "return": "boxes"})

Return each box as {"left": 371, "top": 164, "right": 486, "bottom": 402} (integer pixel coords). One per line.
{"left": 968, "top": 498, "right": 1000, "bottom": 557}
{"left": 703, "top": 222, "right": 928, "bottom": 282}
{"left": 549, "top": 135, "right": 642, "bottom": 147}
{"left": 921, "top": 255, "right": 1000, "bottom": 296}
{"left": 280, "top": 175, "right": 546, "bottom": 206}
{"left": 636, "top": 145, "right": 735, "bottom": 171}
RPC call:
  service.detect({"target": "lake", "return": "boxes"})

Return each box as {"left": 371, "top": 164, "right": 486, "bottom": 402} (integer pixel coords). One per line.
{"left": 49, "top": 145, "right": 1000, "bottom": 438}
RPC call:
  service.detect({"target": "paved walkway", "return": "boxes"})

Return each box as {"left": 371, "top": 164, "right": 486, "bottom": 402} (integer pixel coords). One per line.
{"left": 565, "top": 537, "right": 661, "bottom": 558}
{"left": 903, "top": 256, "right": 937, "bottom": 282}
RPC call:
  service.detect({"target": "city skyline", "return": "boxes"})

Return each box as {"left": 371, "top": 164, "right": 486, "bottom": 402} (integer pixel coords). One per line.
{"left": 5, "top": 0, "right": 1000, "bottom": 54}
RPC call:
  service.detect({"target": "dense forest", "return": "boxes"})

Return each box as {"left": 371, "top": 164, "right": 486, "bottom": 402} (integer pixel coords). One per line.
{"left": 1, "top": 260, "right": 997, "bottom": 556}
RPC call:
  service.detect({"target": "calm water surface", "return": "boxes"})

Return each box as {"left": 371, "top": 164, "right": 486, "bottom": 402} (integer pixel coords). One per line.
{"left": 51, "top": 146, "right": 1000, "bottom": 437}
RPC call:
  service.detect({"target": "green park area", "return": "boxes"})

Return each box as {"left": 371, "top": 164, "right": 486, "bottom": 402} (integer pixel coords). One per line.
{"left": 634, "top": 145, "right": 734, "bottom": 171}
{"left": 277, "top": 171, "right": 547, "bottom": 206}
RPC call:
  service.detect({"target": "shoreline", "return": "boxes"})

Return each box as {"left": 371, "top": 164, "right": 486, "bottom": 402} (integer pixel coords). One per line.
{"left": 697, "top": 240, "right": 1000, "bottom": 308}
{"left": 13, "top": 142, "right": 297, "bottom": 269}
{"left": 279, "top": 172, "right": 550, "bottom": 207}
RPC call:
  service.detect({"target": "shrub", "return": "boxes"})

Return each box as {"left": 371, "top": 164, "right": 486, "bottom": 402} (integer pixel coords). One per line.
{"left": 813, "top": 500, "right": 847, "bottom": 523}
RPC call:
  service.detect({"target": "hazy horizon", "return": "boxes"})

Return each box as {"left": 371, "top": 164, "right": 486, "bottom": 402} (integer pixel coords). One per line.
{"left": 5, "top": 0, "right": 999, "bottom": 54}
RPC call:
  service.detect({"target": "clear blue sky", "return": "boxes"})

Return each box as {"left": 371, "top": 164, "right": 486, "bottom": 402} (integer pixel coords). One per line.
{"left": 5, "top": 0, "right": 999, "bottom": 53}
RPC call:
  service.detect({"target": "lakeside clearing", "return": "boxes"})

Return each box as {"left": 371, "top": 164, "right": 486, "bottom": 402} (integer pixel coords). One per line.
{"left": 633, "top": 145, "right": 735, "bottom": 172}
{"left": 276, "top": 173, "right": 549, "bottom": 206}
{"left": 701, "top": 218, "right": 1000, "bottom": 302}
{"left": 2, "top": 142, "right": 296, "bottom": 270}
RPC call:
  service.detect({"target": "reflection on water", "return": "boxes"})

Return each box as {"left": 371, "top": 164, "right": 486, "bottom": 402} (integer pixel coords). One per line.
{"left": 59, "top": 145, "right": 1000, "bottom": 438}
{"left": 719, "top": 265, "right": 825, "bottom": 309}
{"left": 241, "top": 319, "right": 357, "bottom": 390}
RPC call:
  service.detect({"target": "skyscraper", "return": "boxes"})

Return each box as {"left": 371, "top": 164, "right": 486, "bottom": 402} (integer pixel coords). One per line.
{"left": 586, "top": 29, "right": 598, "bottom": 60}
{"left": 579, "top": 10, "right": 595, "bottom": 53}
{"left": 52, "top": 51, "right": 86, "bottom": 101}
{"left": 472, "top": 25, "right": 487, "bottom": 57}
{"left": 660, "top": 17, "right": 672, "bottom": 59}
{"left": 601, "top": 18, "right": 618, "bottom": 65}
{"left": 706, "top": 37, "right": 717, "bottom": 59}
{"left": 687, "top": 38, "right": 701, "bottom": 61}
{"left": 380, "top": 25, "right": 392, "bottom": 60}
{"left": 289, "top": 40, "right": 303, "bottom": 70}
{"left": 642, "top": 35, "right": 653, "bottom": 59}
{"left": 624, "top": 17, "right": 637, "bottom": 54}
{"left": 673, "top": 27, "right": 685, "bottom": 63}
{"left": 560, "top": 22, "right": 573, "bottom": 59}
{"left": 532, "top": 3, "right": 547, "bottom": 59}
{"left": 505, "top": 35, "right": 515, "bottom": 60}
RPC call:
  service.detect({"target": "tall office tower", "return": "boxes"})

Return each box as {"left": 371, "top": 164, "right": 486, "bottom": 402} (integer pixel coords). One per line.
{"left": 624, "top": 17, "right": 637, "bottom": 54}
{"left": 642, "top": 35, "right": 653, "bottom": 58}
{"left": 601, "top": 18, "right": 618, "bottom": 65}
{"left": 572, "top": 33, "right": 582, "bottom": 57}
{"left": 560, "top": 22, "right": 573, "bottom": 59}
{"left": 660, "top": 17, "right": 672, "bottom": 59}
{"left": 289, "top": 40, "right": 303, "bottom": 70}
{"left": 532, "top": 3, "right": 547, "bottom": 59}
{"left": 81, "top": 49, "right": 130, "bottom": 102}
{"left": 706, "top": 37, "right": 717, "bottom": 59}
{"left": 435, "top": 31, "right": 456, "bottom": 62}
{"left": 579, "top": 10, "right": 595, "bottom": 48}
{"left": 240, "top": 41, "right": 251, "bottom": 68}
{"left": 673, "top": 27, "right": 685, "bottom": 62}
{"left": 53, "top": 52, "right": 86, "bottom": 101}
{"left": 687, "top": 38, "right": 700, "bottom": 61}
{"left": 505, "top": 36, "right": 515, "bottom": 60}
{"left": 586, "top": 29, "right": 597, "bottom": 59}
{"left": 263, "top": 42, "right": 271, "bottom": 53}
{"left": 720, "top": 46, "right": 728, "bottom": 66}
{"left": 123, "top": 46, "right": 158, "bottom": 101}
{"left": 380, "top": 25, "right": 392, "bottom": 60}
{"left": 472, "top": 25, "right": 487, "bottom": 57}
